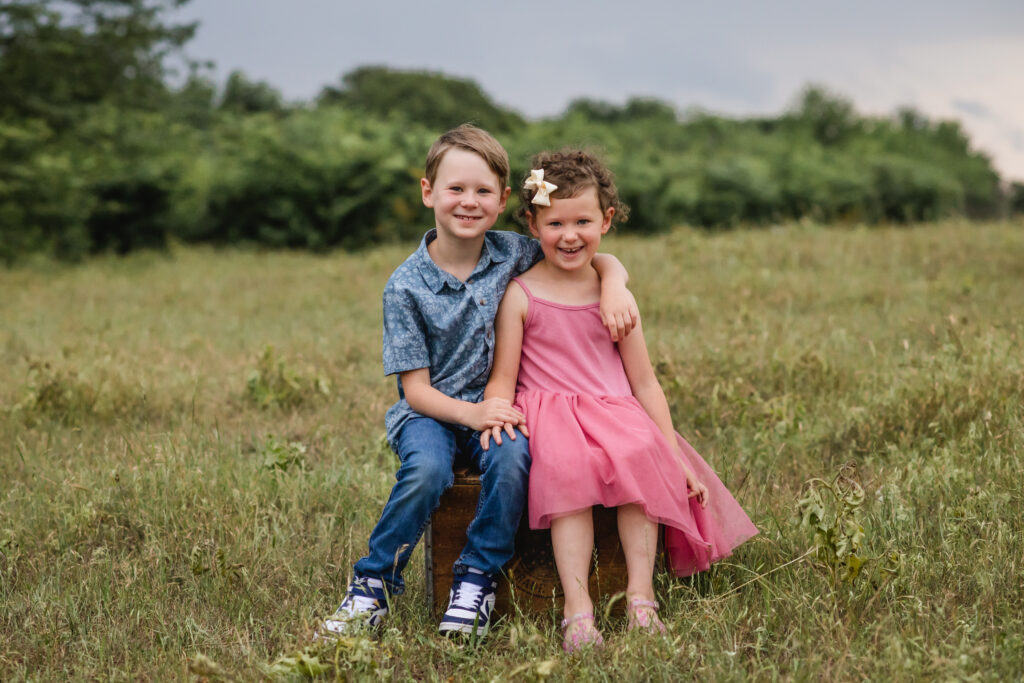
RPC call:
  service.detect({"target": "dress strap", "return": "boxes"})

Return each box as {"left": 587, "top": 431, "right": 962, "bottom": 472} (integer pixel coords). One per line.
{"left": 511, "top": 276, "right": 535, "bottom": 301}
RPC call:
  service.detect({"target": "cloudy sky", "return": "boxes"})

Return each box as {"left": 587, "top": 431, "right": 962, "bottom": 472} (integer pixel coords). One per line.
{"left": 175, "top": 1, "right": 1024, "bottom": 181}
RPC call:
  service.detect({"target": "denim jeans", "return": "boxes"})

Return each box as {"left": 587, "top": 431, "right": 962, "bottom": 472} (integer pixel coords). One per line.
{"left": 353, "top": 416, "right": 530, "bottom": 594}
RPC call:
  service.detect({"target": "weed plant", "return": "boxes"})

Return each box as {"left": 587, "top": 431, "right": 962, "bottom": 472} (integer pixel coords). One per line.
{"left": 1, "top": 220, "right": 1022, "bottom": 680}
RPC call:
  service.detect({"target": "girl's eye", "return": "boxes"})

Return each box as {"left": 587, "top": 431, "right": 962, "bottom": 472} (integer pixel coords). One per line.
{"left": 450, "top": 186, "right": 462, "bottom": 192}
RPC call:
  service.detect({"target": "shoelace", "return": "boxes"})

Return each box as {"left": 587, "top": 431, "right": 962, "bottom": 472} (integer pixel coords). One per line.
{"left": 342, "top": 592, "right": 380, "bottom": 615}
{"left": 450, "top": 582, "right": 484, "bottom": 611}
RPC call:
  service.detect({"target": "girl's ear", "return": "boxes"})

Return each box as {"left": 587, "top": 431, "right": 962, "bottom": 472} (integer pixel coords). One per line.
{"left": 421, "top": 178, "right": 434, "bottom": 208}
{"left": 526, "top": 211, "right": 540, "bottom": 238}
{"left": 600, "top": 206, "right": 615, "bottom": 234}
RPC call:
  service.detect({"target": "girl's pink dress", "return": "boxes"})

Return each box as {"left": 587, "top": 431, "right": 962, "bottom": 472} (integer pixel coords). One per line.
{"left": 512, "top": 278, "right": 758, "bottom": 576}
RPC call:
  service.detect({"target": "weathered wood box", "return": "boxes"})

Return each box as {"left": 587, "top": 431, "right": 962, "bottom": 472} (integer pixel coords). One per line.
{"left": 424, "top": 467, "right": 659, "bottom": 616}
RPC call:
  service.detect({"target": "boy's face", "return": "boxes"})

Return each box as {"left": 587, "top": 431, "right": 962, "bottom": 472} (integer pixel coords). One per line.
{"left": 421, "top": 148, "right": 510, "bottom": 242}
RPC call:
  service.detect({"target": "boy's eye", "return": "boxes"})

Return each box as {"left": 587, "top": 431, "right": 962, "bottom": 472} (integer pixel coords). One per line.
{"left": 577, "top": 219, "right": 590, "bottom": 225}
{"left": 450, "top": 186, "right": 462, "bottom": 192}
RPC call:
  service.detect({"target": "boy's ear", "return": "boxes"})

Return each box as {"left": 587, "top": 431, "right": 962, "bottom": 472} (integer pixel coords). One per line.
{"left": 421, "top": 178, "right": 433, "bottom": 208}
{"left": 601, "top": 206, "right": 614, "bottom": 234}
{"left": 498, "top": 186, "right": 511, "bottom": 212}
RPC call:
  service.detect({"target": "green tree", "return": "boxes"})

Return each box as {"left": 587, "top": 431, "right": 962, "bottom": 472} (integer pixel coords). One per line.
{"left": 789, "top": 85, "right": 859, "bottom": 146}
{"left": 1009, "top": 182, "right": 1024, "bottom": 215}
{"left": 219, "top": 70, "right": 284, "bottom": 114}
{"left": 317, "top": 65, "right": 524, "bottom": 133}
{"left": 0, "top": 0, "right": 196, "bottom": 127}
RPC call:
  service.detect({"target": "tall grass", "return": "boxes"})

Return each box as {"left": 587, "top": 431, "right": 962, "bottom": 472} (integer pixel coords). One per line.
{"left": 1, "top": 220, "right": 1022, "bottom": 680}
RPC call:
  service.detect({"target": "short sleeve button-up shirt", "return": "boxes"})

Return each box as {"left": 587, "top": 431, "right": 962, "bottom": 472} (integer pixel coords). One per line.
{"left": 382, "top": 229, "right": 542, "bottom": 449}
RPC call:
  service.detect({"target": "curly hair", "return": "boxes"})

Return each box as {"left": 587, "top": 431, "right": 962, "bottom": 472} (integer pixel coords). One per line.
{"left": 516, "top": 148, "right": 629, "bottom": 226}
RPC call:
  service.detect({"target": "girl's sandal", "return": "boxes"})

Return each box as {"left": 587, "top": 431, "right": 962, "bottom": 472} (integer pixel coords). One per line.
{"left": 626, "top": 598, "right": 667, "bottom": 634}
{"left": 561, "top": 612, "right": 604, "bottom": 654}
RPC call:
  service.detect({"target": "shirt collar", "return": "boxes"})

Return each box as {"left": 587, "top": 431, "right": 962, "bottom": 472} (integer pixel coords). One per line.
{"left": 415, "top": 229, "right": 508, "bottom": 293}
{"left": 416, "top": 230, "right": 460, "bottom": 294}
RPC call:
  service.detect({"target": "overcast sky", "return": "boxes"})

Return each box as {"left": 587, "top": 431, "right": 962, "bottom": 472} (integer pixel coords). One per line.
{"left": 175, "top": 1, "right": 1024, "bottom": 181}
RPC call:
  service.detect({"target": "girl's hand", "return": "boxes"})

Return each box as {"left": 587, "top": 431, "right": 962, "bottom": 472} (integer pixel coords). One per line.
{"left": 465, "top": 398, "right": 525, "bottom": 433}
{"left": 480, "top": 421, "right": 530, "bottom": 450}
{"left": 687, "top": 473, "right": 709, "bottom": 508}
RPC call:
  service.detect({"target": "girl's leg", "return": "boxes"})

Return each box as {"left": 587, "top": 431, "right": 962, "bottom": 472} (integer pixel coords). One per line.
{"left": 617, "top": 504, "right": 666, "bottom": 633}
{"left": 617, "top": 503, "right": 658, "bottom": 601}
{"left": 550, "top": 510, "right": 595, "bottom": 618}
{"left": 551, "top": 509, "right": 603, "bottom": 651}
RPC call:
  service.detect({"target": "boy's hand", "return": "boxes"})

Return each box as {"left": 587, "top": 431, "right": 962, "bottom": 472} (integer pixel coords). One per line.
{"left": 480, "top": 421, "right": 529, "bottom": 450}
{"left": 465, "top": 398, "right": 526, "bottom": 433}
{"left": 599, "top": 287, "right": 640, "bottom": 342}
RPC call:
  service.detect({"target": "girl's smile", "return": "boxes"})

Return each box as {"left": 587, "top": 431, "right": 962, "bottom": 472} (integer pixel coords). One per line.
{"left": 528, "top": 187, "right": 614, "bottom": 273}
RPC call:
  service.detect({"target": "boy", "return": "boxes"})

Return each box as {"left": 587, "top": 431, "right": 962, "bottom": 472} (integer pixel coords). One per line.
{"left": 322, "top": 125, "right": 636, "bottom": 639}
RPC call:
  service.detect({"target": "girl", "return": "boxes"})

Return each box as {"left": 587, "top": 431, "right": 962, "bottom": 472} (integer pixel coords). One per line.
{"left": 481, "top": 150, "right": 758, "bottom": 653}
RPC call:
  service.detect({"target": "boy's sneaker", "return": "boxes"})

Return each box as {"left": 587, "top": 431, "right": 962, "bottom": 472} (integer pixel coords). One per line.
{"left": 319, "top": 576, "right": 389, "bottom": 638}
{"left": 438, "top": 570, "right": 497, "bottom": 638}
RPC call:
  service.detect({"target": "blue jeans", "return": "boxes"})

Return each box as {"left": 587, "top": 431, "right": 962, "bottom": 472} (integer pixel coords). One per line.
{"left": 353, "top": 416, "right": 530, "bottom": 594}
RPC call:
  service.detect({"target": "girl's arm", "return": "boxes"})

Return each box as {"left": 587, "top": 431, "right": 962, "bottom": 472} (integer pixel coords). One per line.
{"left": 592, "top": 253, "right": 639, "bottom": 342}
{"left": 480, "top": 281, "right": 529, "bottom": 449}
{"left": 618, "top": 320, "right": 709, "bottom": 506}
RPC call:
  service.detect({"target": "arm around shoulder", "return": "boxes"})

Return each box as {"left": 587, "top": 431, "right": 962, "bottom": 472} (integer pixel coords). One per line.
{"left": 592, "top": 253, "right": 639, "bottom": 341}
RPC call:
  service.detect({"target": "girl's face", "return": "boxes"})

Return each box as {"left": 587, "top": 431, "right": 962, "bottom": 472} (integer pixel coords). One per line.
{"left": 528, "top": 186, "right": 613, "bottom": 274}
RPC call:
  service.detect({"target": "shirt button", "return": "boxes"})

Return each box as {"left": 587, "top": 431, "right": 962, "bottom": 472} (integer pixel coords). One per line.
{"left": 467, "top": 278, "right": 473, "bottom": 283}
{"left": 479, "top": 298, "right": 486, "bottom": 305}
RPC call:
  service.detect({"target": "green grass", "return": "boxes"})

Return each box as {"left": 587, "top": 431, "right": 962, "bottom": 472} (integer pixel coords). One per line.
{"left": 1, "top": 220, "right": 1022, "bottom": 681}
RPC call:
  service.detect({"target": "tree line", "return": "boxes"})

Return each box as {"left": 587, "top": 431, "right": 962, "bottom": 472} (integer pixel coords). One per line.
{"left": 2, "top": 0, "right": 1022, "bottom": 263}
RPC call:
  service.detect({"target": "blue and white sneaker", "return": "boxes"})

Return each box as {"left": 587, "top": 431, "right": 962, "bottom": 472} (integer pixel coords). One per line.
{"left": 319, "top": 576, "right": 389, "bottom": 638}
{"left": 438, "top": 570, "right": 497, "bottom": 638}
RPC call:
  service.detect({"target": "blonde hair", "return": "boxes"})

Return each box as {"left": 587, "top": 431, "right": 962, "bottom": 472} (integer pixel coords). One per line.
{"left": 424, "top": 124, "right": 510, "bottom": 189}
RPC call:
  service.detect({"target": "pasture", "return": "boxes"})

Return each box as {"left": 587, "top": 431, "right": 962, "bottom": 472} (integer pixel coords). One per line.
{"left": 1, "top": 220, "right": 1022, "bottom": 680}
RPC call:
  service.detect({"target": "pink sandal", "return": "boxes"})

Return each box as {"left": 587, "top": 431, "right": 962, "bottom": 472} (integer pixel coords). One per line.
{"left": 626, "top": 598, "right": 667, "bottom": 634}
{"left": 561, "top": 612, "right": 604, "bottom": 654}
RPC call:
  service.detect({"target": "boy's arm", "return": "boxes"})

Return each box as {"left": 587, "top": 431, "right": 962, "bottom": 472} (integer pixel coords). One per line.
{"left": 384, "top": 279, "right": 524, "bottom": 432}
{"left": 592, "top": 253, "right": 639, "bottom": 342}
{"left": 401, "top": 369, "right": 525, "bottom": 433}
{"left": 481, "top": 282, "right": 529, "bottom": 448}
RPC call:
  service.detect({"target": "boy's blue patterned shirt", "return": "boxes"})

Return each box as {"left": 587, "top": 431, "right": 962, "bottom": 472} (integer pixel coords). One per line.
{"left": 382, "top": 229, "right": 543, "bottom": 449}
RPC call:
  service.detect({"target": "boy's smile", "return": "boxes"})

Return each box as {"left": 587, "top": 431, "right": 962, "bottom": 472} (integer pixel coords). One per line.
{"left": 422, "top": 148, "right": 510, "bottom": 243}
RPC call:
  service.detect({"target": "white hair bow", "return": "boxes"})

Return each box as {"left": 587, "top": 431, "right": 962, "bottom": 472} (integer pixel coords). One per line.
{"left": 524, "top": 169, "right": 558, "bottom": 207}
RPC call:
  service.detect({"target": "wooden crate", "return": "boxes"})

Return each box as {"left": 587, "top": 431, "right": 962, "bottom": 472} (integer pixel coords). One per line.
{"left": 424, "top": 467, "right": 656, "bottom": 616}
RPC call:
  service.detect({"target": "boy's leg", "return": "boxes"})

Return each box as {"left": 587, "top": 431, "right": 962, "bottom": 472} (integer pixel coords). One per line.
{"left": 437, "top": 428, "right": 529, "bottom": 637}
{"left": 458, "top": 428, "right": 530, "bottom": 576}
{"left": 352, "top": 416, "right": 457, "bottom": 592}
{"left": 323, "top": 417, "right": 456, "bottom": 637}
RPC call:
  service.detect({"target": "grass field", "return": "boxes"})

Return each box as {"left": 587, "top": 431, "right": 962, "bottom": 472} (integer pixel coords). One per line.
{"left": 1, "top": 219, "right": 1022, "bottom": 681}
